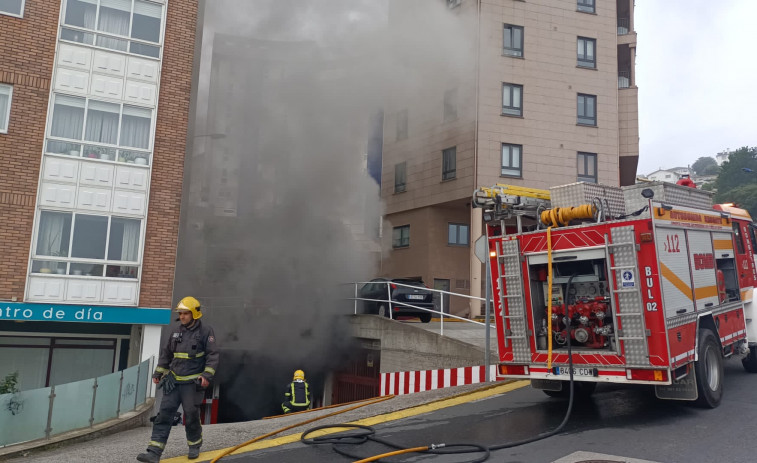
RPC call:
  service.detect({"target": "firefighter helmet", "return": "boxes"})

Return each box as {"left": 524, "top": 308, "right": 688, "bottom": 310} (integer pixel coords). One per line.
{"left": 293, "top": 369, "right": 305, "bottom": 381}
{"left": 175, "top": 296, "right": 202, "bottom": 320}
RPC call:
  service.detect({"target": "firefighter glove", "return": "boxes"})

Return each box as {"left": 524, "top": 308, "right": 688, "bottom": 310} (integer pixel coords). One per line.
{"left": 158, "top": 373, "right": 176, "bottom": 394}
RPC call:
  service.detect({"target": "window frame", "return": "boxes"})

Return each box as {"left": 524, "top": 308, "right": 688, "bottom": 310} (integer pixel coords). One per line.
{"left": 0, "top": 84, "right": 12, "bottom": 133}
{"left": 501, "top": 83, "right": 523, "bottom": 117}
{"left": 577, "top": 0, "right": 595, "bottom": 13}
{"left": 394, "top": 161, "right": 407, "bottom": 193}
{"left": 503, "top": 24, "right": 524, "bottom": 57}
{"left": 577, "top": 152, "right": 597, "bottom": 183}
{"left": 442, "top": 146, "right": 457, "bottom": 180}
{"left": 501, "top": 143, "right": 523, "bottom": 178}
{"left": 392, "top": 225, "right": 410, "bottom": 249}
{"left": 396, "top": 109, "right": 408, "bottom": 141}
{"left": 443, "top": 88, "right": 457, "bottom": 123}
{"left": 448, "top": 223, "right": 469, "bottom": 246}
{"left": 0, "top": 0, "right": 25, "bottom": 18}
{"left": 577, "top": 93, "right": 597, "bottom": 126}
{"left": 577, "top": 37, "right": 596, "bottom": 68}
{"left": 31, "top": 210, "right": 143, "bottom": 279}
{"left": 59, "top": 0, "right": 165, "bottom": 60}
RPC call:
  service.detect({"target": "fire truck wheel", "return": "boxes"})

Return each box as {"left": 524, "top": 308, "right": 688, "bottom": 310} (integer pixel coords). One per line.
{"left": 742, "top": 346, "right": 757, "bottom": 373}
{"left": 694, "top": 329, "right": 723, "bottom": 408}
{"left": 543, "top": 381, "right": 596, "bottom": 399}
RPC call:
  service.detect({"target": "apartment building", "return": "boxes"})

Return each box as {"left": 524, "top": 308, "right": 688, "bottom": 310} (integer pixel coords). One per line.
{"left": 381, "top": 0, "right": 639, "bottom": 316}
{"left": 0, "top": 0, "right": 197, "bottom": 390}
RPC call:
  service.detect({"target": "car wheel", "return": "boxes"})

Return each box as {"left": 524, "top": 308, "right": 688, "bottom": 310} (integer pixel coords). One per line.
{"left": 694, "top": 329, "right": 723, "bottom": 408}
{"left": 419, "top": 313, "right": 432, "bottom": 323}
{"left": 378, "top": 304, "right": 390, "bottom": 318}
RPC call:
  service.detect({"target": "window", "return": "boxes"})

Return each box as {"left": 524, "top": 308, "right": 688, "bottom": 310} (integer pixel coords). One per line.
{"left": 577, "top": 37, "right": 596, "bottom": 68}
{"left": 443, "top": 88, "right": 457, "bottom": 122}
{"left": 733, "top": 223, "right": 745, "bottom": 254}
{"left": 503, "top": 24, "right": 524, "bottom": 57}
{"left": 33, "top": 211, "right": 142, "bottom": 278}
{"left": 396, "top": 109, "right": 408, "bottom": 140}
{"left": 394, "top": 162, "right": 407, "bottom": 193}
{"left": 577, "top": 0, "right": 595, "bottom": 13}
{"left": 577, "top": 152, "right": 597, "bottom": 183}
{"left": 448, "top": 223, "right": 469, "bottom": 246}
{"left": 501, "top": 144, "right": 522, "bottom": 177}
{"left": 442, "top": 146, "right": 456, "bottom": 180}
{"left": 0, "top": 84, "right": 11, "bottom": 133}
{"left": 46, "top": 94, "right": 152, "bottom": 164}
{"left": 0, "top": 0, "right": 24, "bottom": 17}
{"left": 392, "top": 225, "right": 410, "bottom": 248}
{"left": 61, "top": 0, "right": 163, "bottom": 58}
{"left": 577, "top": 93, "right": 596, "bottom": 126}
{"left": 502, "top": 83, "right": 523, "bottom": 116}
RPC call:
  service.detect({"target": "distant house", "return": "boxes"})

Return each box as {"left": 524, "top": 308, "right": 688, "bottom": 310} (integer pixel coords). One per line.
{"left": 716, "top": 151, "right": 729, "bottom": 166}
{"left": 646, "top": 167, "right": 692, "bottom": 183}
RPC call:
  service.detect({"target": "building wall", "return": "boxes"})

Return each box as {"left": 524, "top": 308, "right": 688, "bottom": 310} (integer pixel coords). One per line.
{"left": 0, "top": 0, "right": 61, "bottom": 301}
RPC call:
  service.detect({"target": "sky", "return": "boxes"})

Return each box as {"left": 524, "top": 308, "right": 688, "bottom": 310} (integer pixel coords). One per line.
{"left": 635, "top": 0, "right": 757, "bottom": 175}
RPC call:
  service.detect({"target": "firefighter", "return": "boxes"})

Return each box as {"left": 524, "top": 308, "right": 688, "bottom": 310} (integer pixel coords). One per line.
{"left": 281, "top": 369, "right": 311, "bottom": 414}
{"left": 137, "top": 297, "right": 219, "bottom": 462}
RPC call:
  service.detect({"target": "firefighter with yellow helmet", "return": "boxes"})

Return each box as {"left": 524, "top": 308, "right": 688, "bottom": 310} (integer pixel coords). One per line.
{"left": 281, "top": 369, "right": 311, "bottom": 414}
{"left": 137, "top": 297, "right": 219, "bottom": 462}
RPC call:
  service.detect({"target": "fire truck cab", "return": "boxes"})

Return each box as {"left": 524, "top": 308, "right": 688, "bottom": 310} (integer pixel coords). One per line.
{"left": 475, "top": 182, "right": 757, "bottom": 408}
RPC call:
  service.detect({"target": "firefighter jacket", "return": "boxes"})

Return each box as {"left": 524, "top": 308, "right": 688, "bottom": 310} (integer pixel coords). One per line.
{"left": 284, "top": 379, "right": 310, "bottom": 407}
{"left": 153, "top": 320, "right": 219, "bottom": 384}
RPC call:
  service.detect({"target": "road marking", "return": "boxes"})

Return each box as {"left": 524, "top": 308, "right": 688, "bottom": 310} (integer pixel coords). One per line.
{"left": 161, "top": 380, "right": 529, "bottom": 462}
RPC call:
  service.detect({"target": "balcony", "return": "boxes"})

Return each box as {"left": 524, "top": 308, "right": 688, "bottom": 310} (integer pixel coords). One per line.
{"left": 618, "top": 70, "right": 630, "bottom": 89}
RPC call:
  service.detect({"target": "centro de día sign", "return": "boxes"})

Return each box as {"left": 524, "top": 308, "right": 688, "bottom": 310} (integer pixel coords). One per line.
{"left": 0, "top": 302, "right": 171, "bottom": 324}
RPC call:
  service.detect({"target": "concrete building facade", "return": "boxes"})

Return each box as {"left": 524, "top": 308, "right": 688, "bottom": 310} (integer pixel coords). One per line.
{"left": 0, "top": 0, "right": 197, "bottom": 390}
{"left": 381, "top": 0, "right": 639, "bottom": 316}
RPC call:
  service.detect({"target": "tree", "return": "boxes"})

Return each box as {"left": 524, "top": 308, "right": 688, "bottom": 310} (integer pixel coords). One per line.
{"left": 714, "top": 147, "right": 757, "bottom": 215}
{"left": 691, "top": 156, "right": 717, "bottom": 175}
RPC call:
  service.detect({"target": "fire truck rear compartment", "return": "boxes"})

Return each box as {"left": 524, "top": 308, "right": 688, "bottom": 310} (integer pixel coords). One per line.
{"left": 529, "top": 256, "right": 618, "bottom": 353}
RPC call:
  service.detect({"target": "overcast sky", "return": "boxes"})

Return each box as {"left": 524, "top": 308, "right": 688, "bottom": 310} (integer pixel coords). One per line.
{"left": 635, "top": 0, "right": 757, "bottom": 175}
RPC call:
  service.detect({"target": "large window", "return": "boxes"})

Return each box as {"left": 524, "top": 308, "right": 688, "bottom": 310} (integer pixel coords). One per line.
{"left": 396, "top": 109, "right": 408, "bottom": 141}
{"left": 503, "top": 24, "right": 524, "bottom": 57}
{"left": 577, "top": 93, "right": 597, "bottom": 126}
{"left": 394, "top": 162, "right": 407, "bottom": 193}
{"left": 448, "top": 223, "right": 469, "bottom": 246}
{"left": 0, "top": 0, "right": 24, "bottom": 17}
{"left": 61, "top": 0, "right": 164, "bottom": 58}
{"left": 577, "top": 0, "right": 595, "bottom": 13}
{"left": 442, "top": 147, "right": 456, "bottom": 180}
{"left": 33, "top": 211, "right": 142, "bottom": 278}
{"left": 501, "top": 143, "right": 522, "bottom": 177}
{"left": 46, "top": 94, "right": 152, "bottom": 165}
{"left": 502, "top": 83, "right": 523, "bottom": 117}
{"left": 577, "top": 152, "right": 597, "bottom": 183}
{"left": 577, "top": 37, "right": 596, "bottom": 68}
{"left": 0, "top": 84, "right": 11, "bottom": 133}
{"left": 393, "top": 225, "right": 410, "bottom": 248}
{"left": 444, "top": 88, "right": 457, "bottom": 122}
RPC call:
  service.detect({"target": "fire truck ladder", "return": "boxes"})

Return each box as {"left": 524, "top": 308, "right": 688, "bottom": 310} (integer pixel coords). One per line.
{"left": 496, "top": 238, "right": 531, "bottom": 363}
{"left": 607, "top": 226, "right": 650, "bottom": 366}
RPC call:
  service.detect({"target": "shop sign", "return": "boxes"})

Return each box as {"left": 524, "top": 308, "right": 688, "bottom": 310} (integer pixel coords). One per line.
{"left": 0, "top": 302, "right": 171, "bottom": 325}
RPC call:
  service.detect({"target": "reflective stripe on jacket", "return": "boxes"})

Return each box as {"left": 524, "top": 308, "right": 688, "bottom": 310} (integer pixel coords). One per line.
{"left": 284, "top": 380, "right": 310, "bottom": 407}
{"left": 154, "top": 320, "right": 219, "bottom": 383}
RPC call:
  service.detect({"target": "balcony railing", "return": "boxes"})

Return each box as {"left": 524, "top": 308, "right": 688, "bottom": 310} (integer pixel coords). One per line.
{"left": 618, "top": 17, "right": 630, "bottom": 35}
{"left": 618, "top": 70, "right": 631, "bottom": 89}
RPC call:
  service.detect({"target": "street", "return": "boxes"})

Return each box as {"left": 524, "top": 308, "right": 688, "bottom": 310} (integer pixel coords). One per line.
{"left": 220, "top": 359, "right": 756, "bottom": 463}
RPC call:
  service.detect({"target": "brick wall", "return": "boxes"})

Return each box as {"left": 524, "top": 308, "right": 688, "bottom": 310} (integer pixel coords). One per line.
{"left": 139, "top": 0, "right": 198, "bottom": 308}
{"left": 0, "top": 0, "right": 60, "bottom": 301}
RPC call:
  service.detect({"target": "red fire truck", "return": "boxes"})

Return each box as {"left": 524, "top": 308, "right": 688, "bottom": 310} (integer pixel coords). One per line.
{"left": 474, "top": 182, "right": 757, "bottom": 408}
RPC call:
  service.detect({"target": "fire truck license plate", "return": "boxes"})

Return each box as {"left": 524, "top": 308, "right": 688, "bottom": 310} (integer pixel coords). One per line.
{"left": 556, "top": 367, "right": 596, "bottom": 377}
{"left": 406, "top": 295, "right": 425, "bottom": 300}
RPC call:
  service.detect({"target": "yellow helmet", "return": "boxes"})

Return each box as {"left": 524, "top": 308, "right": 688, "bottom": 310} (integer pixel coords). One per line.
{"left": 293, "top": 369, "right": 305, "bottom": 381}
{"left": 175, "top": 296, "right": 202, "bottom": 320}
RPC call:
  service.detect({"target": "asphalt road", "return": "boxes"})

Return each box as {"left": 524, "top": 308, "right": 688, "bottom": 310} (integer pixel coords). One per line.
{"left": 220, "top": 359, "right": 757, "bottom": 463}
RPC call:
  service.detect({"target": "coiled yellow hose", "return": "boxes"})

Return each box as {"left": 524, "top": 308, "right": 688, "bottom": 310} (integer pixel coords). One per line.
{"left": 540, "top": 204, "right": 596, "bottom": 228}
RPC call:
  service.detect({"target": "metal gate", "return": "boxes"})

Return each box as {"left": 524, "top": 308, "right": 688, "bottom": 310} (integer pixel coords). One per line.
{"left": 331, "top": 346, "right": 380, "bottom": 404}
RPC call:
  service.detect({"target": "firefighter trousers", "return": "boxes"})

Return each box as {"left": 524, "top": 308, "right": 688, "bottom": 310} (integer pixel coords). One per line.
{"left": 281, "top": 401, "right": 309, "bottom": 414}
{"left": 147, "top": 383, "right": 205, "bottom": 454}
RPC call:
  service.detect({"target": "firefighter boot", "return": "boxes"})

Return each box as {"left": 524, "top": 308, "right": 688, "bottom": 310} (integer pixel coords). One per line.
{"left": 136, "top": 449, "right": 161, "bottom": 462}
{"left": 188, "top": 445, "right": 201, "bottom": 459}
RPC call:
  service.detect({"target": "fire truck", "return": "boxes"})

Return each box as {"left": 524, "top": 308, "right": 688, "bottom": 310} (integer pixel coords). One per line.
{"left": 474, "top": 182, "right": 757, "bottom": 408}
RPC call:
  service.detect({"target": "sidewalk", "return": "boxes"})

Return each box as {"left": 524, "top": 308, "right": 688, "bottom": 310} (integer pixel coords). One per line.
{"left": 4, "top": 381, "right": 525, "bottom": 463}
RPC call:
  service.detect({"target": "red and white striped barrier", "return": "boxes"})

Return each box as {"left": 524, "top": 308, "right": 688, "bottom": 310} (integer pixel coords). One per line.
{"left": 380, "top": 365, "right": 502, "bottom": 396}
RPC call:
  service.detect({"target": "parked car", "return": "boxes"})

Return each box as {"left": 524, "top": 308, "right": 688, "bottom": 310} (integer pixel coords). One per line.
{"left": 359, "top": 278, "right": 436, "bottom": 323}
